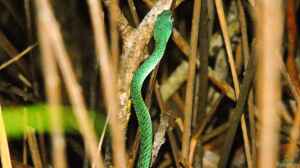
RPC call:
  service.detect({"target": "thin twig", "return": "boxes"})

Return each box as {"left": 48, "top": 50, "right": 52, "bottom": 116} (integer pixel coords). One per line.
{"left": 128, "top": 0, "right": 140, "bottom": 26}
{"left": 96, "top": 115, "right": 110, "bottom": 153}
{"left": 201, "top": 122, "right": 230, "bottom": 143}
{"left": 0, "top": 44, "right": 37, "bottom": 71}
{"left": 182, "top": 0, "right": 201, "bottom": 165}
{"left": 247, "top": 90, "right": 257, "bottom": 164}
{"left": 215, "top": 0, "right": 240, "bottom": 96}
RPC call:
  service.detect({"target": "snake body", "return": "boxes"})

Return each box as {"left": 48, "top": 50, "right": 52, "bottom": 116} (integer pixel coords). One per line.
{"left": 131, "top": 10, "right": 173, "bottom": 168}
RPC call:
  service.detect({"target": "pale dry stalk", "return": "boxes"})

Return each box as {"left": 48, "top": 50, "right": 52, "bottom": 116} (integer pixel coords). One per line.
{"left": 256, "top": 0, "right": 284, "bottom": 167}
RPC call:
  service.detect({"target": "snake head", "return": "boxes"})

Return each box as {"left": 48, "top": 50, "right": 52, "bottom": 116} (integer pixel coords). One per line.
{"left": 153, "top": 10, "right": 173, "bottom": 44}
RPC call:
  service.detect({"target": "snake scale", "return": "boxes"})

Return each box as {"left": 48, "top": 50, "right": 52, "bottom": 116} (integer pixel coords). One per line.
{"left": 131, "top": 10, "right": 173, "bottom": 168}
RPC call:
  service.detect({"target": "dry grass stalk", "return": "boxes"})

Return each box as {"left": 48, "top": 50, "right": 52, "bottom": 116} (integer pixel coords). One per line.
{"left": 86, "top": 0, "right": 127, "bottom": 167}
{"left": 27, "top": 128, "right": 42, "bottom": 168}
{"left": 96, "top": 116, "right": 110, "bottom": 154}
{"left": 34, "top": 1, "right": 104, "bottom": 167}
{"left": 37, "top": 6, "right": 66, "bottom": 167}
{"left": 214, "top": 0, "right": 239, "bottom": 95}
{"left": 127, "top": 0, "right": 140, "bottom": 26}
{"left": 182, "top": 0, "right": 201, "bottom": 165}
{"left": 0, "top": 44, "right": 37, "bottom": 71}
{"left": 215, "top": 0, "right": 252, "bottom": 167}
{"left": 0, "top": 30, "right": 27, "bottom": 73}
{"left": 109, "top": 0, "right": 120, "bottom": 72}
{"left": 255, "top": 0, "right": 284, "bottom": 167}
{"left": 285, "top": 0, "right": 300, "bottom": 163}
{"left": 0, "top": 105, "right": 12, "bottom": 168}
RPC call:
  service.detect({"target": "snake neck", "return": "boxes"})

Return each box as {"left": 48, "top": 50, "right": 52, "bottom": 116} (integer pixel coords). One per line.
{"left": 132, "top": 40, "right": 168, "bottom": 89}
{"left": 143, "top": 40, "right": 168, "bottom": 74}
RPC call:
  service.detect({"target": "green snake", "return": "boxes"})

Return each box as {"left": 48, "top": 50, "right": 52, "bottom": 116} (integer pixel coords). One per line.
{"left": 131, "top": 10, "right": 173, "bottom": 168}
